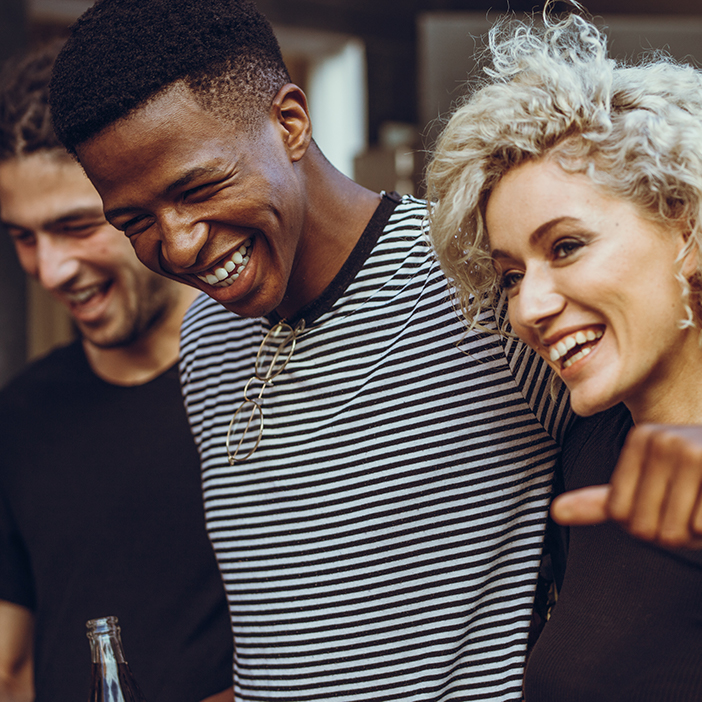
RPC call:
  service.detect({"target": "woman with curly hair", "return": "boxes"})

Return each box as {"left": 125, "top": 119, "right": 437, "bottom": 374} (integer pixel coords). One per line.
{"left": 427, "top": 9, "right": 702, "bottom": 701}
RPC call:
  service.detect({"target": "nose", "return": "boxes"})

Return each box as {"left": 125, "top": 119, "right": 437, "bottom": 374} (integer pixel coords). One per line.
{"left": 158, "top": 213, "right": 209, "bottom": 271}
{"left": 35, "top": 234, "right": 80, "bottom": 291}
{"left": 511, "top": 266, "right": 565, "bottom": 330}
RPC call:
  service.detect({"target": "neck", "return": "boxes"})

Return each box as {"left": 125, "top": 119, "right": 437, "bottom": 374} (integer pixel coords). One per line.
{"left": 82, "top": 286, "right": 199, "bottom": 386}
{"left": 274, "top": 142, "right": 381, "bottom": 320}
{"left": 626, "top": 331, "right": 702, "bottom": 425}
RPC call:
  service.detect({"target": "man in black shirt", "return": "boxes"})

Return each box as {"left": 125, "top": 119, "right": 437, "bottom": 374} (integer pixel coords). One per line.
{"left": 0, "top": 44, "right": 234, "bottom": 702}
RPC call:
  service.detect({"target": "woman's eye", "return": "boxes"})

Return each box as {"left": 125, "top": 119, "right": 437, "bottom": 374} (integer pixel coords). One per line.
{"left": 500, "top": 271, "right": 523, "bottom": 290}
{"left": 553, "top": 239, "right": 583, "bottom": 259}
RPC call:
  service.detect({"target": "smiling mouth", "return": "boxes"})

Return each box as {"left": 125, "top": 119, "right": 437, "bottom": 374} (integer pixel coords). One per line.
{"left": 196, "top": 238, "right": 252, "bottom": 288}
{"left": 63, "top": 282, "right": 109, "bottom": 306}
{"left": 549, "top": 328, "right": 604, "bottom": 370}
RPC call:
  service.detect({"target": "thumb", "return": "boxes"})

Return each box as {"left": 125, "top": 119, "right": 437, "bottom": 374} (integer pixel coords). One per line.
{"left": 551, "top": 484, "right": 611, "bottom": 526}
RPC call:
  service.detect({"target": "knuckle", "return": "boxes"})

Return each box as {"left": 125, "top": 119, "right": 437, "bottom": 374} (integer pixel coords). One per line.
{"left": 607, "top": 498, "right": 629, "bottom": 522}
{"left": 627, "top": 519, "right": 657, "bottom": 542}
{"left": 648, "top": 432, "right": 681, "bottom": 459}
{"left": 658, "top": 528, "right": 688, "bottom": 549}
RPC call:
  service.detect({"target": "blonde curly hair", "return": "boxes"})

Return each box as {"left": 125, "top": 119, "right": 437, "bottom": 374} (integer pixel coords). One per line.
{"left": 426, "top": 10, "right": 702, "bottom": 331}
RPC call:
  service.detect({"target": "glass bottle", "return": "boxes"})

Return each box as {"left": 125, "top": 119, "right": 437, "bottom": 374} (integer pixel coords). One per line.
{"left": 86, "top": 616, "right": 147, "bottom": 702}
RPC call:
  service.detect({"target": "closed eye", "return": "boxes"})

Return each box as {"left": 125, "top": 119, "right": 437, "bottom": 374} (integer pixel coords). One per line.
{"left": 7, "top": 228, "right": 34, "bottom": 245}
{"left": 55, "top": 219, "right": 107, "bottom": 237}
{"left": 183, "top": 183, "right": 212, "bottom": 199}
{"left": 182, "top": 179, "right": 228, "bottom": 202}
{"left": 120, "top": 214, "right": 153, "bottom": 237}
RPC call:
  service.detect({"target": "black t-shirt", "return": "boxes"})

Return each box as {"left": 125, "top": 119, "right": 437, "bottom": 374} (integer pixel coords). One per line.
{"left": 0, "top": 341, "right": 233, "bottom": 702}
{"left": 525, "top": 404, "right": 702, "bottom": 701}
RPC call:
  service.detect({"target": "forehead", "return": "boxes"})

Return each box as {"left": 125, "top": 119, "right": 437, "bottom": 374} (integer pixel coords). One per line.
{"left": 486, "top": 160, "right": 601, "bottom": 239}
{"left": 76, "top": 84, "right": 251, "bottom": 199}
{"left": 0, "top": 152, "right": 103, "bottom": 224}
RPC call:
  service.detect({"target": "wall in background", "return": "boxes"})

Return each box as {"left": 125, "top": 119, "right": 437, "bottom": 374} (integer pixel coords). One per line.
{"left": 418, "top": 11, "right": 702, "bottom": 169}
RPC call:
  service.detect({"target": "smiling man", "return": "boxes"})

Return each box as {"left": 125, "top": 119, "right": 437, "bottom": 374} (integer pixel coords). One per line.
{"left": 46, "top": 0, "right": 702, "bottom": 698}
{"left": 0, "top": 44, "right": 234, "bottom": 702}
{"left": 46, "top": 4, "right": 577, "bottom": 700}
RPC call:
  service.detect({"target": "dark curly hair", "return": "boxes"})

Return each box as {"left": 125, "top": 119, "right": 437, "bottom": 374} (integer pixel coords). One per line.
{"left": 50, "top": 0, "right": 291, "bottom": 154}
{"left": 0, "top": 40, "right": 66, "bottom": 161}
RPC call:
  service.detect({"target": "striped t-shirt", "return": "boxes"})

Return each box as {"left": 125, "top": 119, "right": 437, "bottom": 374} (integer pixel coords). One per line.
{"left": 180, "top": 194, "right": 571, "bottom": 701}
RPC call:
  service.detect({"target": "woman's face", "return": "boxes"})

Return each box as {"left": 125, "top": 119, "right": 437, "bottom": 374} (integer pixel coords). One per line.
{"left": 485, "top": 158, "right": 696, "bottom": 419}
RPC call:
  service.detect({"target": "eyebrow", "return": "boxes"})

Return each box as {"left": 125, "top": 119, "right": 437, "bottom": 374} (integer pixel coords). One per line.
{"left": 2, "top": 207, "right": 106, "bottom": 231}
{"left": 164, "top": 166, "right": 222, "bottom": 196}
{"left": 104, "top": 165, "right": 223, "bottom": 221}
{"left": 490, "top": 216, "right": 576, "bottom": 259}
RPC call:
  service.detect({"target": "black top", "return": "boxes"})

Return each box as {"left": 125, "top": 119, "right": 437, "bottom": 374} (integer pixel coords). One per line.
{"left": 525, "top": 404, "right": 702, "bottom": 701}
{"left": 0, "top": 341, "right": 233, "bottom": 702}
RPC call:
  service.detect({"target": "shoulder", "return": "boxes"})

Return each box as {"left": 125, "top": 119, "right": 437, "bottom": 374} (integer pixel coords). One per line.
{"left": 381, "top": 195, "right": 430, "bottom": 248}
{"left": 561, "top": 404, "right": 634, "bottom": 486}
{"left": 0, "top": 342, "right": 87, "bottom": 409}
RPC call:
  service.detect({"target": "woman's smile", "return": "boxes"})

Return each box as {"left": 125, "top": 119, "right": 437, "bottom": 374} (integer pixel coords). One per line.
{"left": 486, "top": 158, "right": 697, "bottom": 422}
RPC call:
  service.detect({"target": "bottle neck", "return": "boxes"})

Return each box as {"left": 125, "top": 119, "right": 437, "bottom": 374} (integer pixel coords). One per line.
{"left": 87, "top": 617, "right": 127, "bottom": 664}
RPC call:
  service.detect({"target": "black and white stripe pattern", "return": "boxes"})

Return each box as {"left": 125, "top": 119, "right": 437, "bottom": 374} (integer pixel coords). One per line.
{"left": 180, "top": 196, "right": 570, "bottom": 701}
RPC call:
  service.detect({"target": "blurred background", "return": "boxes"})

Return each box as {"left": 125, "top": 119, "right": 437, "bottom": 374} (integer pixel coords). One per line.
{"left": 1, "top": 0, "right": 702, "bottom": 387}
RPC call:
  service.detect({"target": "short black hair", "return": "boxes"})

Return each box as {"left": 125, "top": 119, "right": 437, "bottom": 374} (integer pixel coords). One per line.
{"left": 50, "top": 0, "right": 291, "bottom": 154}
{"left": 0, "top": 40, "right": 66, "bottom": 161}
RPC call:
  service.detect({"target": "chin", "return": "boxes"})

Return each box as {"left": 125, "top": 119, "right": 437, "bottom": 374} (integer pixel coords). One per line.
{"left": 568, "top": 392, "right": 617, "bottom": 418}
{"left": 81, "top": 323, "right": 138, "bottom": 349}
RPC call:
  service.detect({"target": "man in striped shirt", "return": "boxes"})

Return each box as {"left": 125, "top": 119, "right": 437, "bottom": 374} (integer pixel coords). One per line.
{"left": 49, "top": 1, "right": 702, "bottom": 700}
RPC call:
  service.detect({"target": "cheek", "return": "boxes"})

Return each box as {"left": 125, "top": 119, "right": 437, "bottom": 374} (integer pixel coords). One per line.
{"left": 129, "top": 232, "right": 161, "bottom": 272}
{"left": 507, "top": 297, "right": 532, "bottom": 342}
{"left": 506, "top": 297, "right": 557, "bottom": 363}
{"left": 15, "top": 244, "right": 38, "bottom": 277}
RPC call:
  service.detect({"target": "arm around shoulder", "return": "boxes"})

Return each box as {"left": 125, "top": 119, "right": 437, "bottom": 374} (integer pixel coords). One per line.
{"left": 552, "top": 423, "right": 702, "bottom": 549}
{"left": 0, "top": 600, "right": 34, "bottom": 702}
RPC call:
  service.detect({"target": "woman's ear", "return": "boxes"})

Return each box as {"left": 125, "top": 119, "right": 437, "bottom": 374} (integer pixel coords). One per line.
{"left": 269, "top": 84, "right": 312, "bottom": 162}
{"left": 680, "top": 229, "right": 700, "bottom": 280}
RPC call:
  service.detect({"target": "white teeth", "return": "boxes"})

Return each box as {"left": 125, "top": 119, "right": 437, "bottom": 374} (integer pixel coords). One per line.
{"left": 548, "top": 329, "right": 603, "bottom": 365}
{"left": 562, "top": 345, "right": 592, "bottom": 369}
{"left": 64, "top": 284, "right": 102, "bottom": 304}
{"left": 198, "top": 239, "right": 253, "bottom": 289}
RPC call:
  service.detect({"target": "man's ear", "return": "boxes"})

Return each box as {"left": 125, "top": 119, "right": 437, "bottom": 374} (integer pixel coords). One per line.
{"left": 269, "top": 84, "right": 312, "bottom": 162}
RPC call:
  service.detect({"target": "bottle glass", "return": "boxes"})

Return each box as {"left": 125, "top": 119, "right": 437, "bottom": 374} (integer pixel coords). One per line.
{"left": 87, "top": 616, "right": 147, "bottom": 702}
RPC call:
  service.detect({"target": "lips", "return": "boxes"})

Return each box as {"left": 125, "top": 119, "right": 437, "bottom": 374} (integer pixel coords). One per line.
{"left": 63, "top": 282, "right": 107, "bottom": 305}
{"left": 196, "top": 238, "right": 252, "bottom": 288}
{"left": 548, "top": 328, "right": 604, "bottom": 370}
{"left": 58, "top": 280, "right": 113, "bottom": 323}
